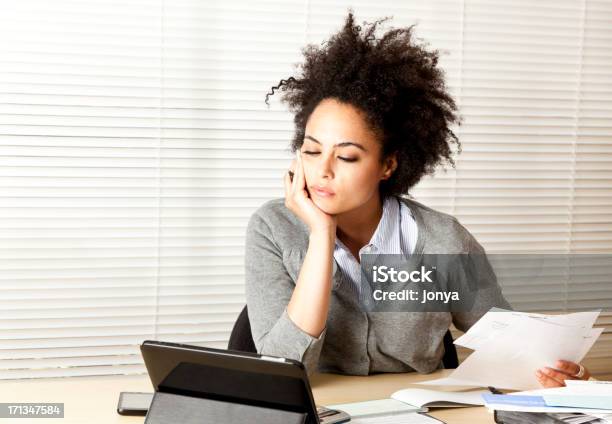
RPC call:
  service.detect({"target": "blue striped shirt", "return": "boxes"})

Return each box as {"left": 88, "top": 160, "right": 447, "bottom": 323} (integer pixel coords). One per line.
{"left": 333, "top": 195, "right": 418, "bottom": 301}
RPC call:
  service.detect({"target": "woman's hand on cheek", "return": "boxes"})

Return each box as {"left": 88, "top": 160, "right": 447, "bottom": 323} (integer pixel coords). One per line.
{"left": 535, "top": 360, "right": 590, "bottom": 388}
{"left": 284, "top": 152, "right": 337, "bottom": 234}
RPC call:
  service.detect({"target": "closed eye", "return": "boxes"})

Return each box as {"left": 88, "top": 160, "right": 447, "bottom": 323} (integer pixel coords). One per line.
{"left": 301, "top": 151, "right": 358, "bottom": 162}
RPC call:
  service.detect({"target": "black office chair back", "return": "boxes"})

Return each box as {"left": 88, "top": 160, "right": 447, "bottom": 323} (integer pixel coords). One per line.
{"left": 442, "top": 328, "right": 458, "bottom": 368}
{"left": 228, "top": 305, "right": 459, "bottom": 369}
{"left": 228, "top": 305, "right": 257, "bottom": 353}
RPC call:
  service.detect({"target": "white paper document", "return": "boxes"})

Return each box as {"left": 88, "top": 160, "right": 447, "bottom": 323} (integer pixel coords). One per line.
{"left": 481, "top": 380, "right": 612, "bottom": 414}
{"left": 414, "top": 376, "right": 486, "bottom": 387}
{"left": 512, "top": 379, "right": 612, "bottom": 400}
{"left": 326, "top": 398, "right": 422, "bottom": 417}
{"left": 390, "top": 388, "right": 488, "bottom": 408}
{"left": 417, "top": 308, "right": 603, "bottom": 390}
{"left": 565, "top": 379, "right": 612, "bottom": 392}
{"left": 485, "top": 388, "right": 612, "bottom": 414}
{"left": 485, "top": 403, "right": 612, "bottom": 414}
{"left": 350, "top": 412, "right": 443, "bottom": 424}
{"left": 454, "top": 309, "right": 600, "bottom": 351}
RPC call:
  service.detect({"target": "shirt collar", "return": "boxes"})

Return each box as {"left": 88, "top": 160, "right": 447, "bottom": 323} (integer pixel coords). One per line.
{"left": 370, "top": 195, "right": 401, "bottom": 254}
{"left": 334, "top": 195, "right": 402, "bottom": 256}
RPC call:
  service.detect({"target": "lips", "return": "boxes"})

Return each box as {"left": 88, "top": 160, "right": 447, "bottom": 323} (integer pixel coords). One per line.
{"left": 312, "top": 186, "right": 335, "bottom": 197}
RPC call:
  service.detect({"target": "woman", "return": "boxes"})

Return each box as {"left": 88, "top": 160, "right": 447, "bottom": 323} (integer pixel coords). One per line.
{"left": 244, "top": 11, "right": 590, "bottom": 387}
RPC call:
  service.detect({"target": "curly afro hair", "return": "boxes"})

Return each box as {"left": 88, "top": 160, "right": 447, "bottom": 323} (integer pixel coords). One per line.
{"left": 265, "top": 10, "right": 462, "bottom": 197}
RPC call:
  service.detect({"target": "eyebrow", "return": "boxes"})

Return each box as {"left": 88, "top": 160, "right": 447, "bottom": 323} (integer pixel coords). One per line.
{"left": 304, "top": 135, "right": 367, "bottom": 152}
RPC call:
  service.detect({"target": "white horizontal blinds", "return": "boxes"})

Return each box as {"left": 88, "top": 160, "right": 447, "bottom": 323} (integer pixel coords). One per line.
{"left": 450, "top": 0, "right": 585, "bottom": 254}
{"left": 430, "top": 0, "right": 611, "bottom": 378}
{"left": 572, "top": 0, "right": 612, "bottom": 253}
{"left": 449, "top": 1, "right": 583, "bottom": 315}
{"left": 154, "top": 0, "right": 304, "bottom": 354}
{"left": 0, "top": 0, "right": 166, "bottom": 378}
{"left": 0, "top": 0, "right": 304, "bottom": 379}
{"left": 571, "top": 1, "right": 612, "bottom": 379}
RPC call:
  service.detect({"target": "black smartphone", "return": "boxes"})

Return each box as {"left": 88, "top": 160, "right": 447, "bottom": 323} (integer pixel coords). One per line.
{"left": 116, "top": 391, "right": 153, "bottom": 416}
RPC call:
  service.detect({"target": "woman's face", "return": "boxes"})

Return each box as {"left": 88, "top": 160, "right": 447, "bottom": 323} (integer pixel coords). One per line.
{"left": 300, "top": 98, "right": 396, "bottom": 215}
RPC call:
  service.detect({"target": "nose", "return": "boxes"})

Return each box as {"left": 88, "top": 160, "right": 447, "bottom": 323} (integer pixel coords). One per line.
{"left": 317, "top": 152, "right": 334, "bottom": 180}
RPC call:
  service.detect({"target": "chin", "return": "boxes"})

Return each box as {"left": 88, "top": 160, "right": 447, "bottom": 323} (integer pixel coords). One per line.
{"left": 312, "top": 196, "right": 354, "bottom": 215}
{"left": 311, "top": 196, "right": 341, "bottom": 215}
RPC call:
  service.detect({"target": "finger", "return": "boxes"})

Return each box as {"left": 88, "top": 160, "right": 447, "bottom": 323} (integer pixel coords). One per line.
{"left": 555, "top": 360, "right": 579, "bottom": 375}
{"left": 536, "top": 370, "right": 565, "bottom": 388}
{"left": 294, "top": 151, "right": 306, "bottom": 196}
{"left": 556, "top": 361, "right": 591, "bottom": 380}
{"left": 554, "top": 360, "right": 580, "bottom": 376}
{"left": 543, "top": 367, "right": 576, "bottom": 385}
{"left": 290, "top": 154, "right": 299, "bottom": 192}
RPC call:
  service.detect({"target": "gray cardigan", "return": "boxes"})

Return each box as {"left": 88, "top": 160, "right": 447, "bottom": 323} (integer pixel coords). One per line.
{"left": 244, "top": 196, "right": 510, "bottom": 376}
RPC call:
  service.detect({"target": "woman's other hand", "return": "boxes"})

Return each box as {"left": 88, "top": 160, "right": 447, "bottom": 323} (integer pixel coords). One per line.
{"left": 535, "top": 360, "right": 591, "bottom": 387}
{"left": 284, "top": 152, "right": 337, "bottom": 234}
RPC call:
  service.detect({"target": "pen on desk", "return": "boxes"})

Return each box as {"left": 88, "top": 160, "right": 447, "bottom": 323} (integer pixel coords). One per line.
{"left": 488, "top": 386, "right": 503, "bottom": 395}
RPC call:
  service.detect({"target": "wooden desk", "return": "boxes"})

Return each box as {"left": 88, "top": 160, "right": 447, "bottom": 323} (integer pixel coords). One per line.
{"left": 0, "top": 369, "right": 494, "bottom": 424}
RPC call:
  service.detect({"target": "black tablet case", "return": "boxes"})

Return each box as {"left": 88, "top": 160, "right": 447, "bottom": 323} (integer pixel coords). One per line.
{"left": 145, "top": 391, "right": 307, "bottom": 424}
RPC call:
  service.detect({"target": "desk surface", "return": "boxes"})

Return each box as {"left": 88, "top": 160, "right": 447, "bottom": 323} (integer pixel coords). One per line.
{"left": 0, "top": 369, "right": 494, "bottom": 424}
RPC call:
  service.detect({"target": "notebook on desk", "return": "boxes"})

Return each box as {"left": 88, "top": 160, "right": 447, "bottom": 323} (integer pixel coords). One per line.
{"left": 390, "top": 388, "right": 489, "bottom": 409}
{"left": 327, "top": 387, "right": 487, "bottom": 416}
{"left": 325, "top": 398, "right": 448, "bottom": 424}
{"left": 326, "top": 398, "right": 423, "bottom": 417}
{"left": 350, "top": 412, "right": 446, "bottom": 423}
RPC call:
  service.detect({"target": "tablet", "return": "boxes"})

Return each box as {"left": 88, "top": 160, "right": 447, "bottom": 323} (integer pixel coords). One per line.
{"left": 140, "top": 340, "right": 321, "bottom": 424}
